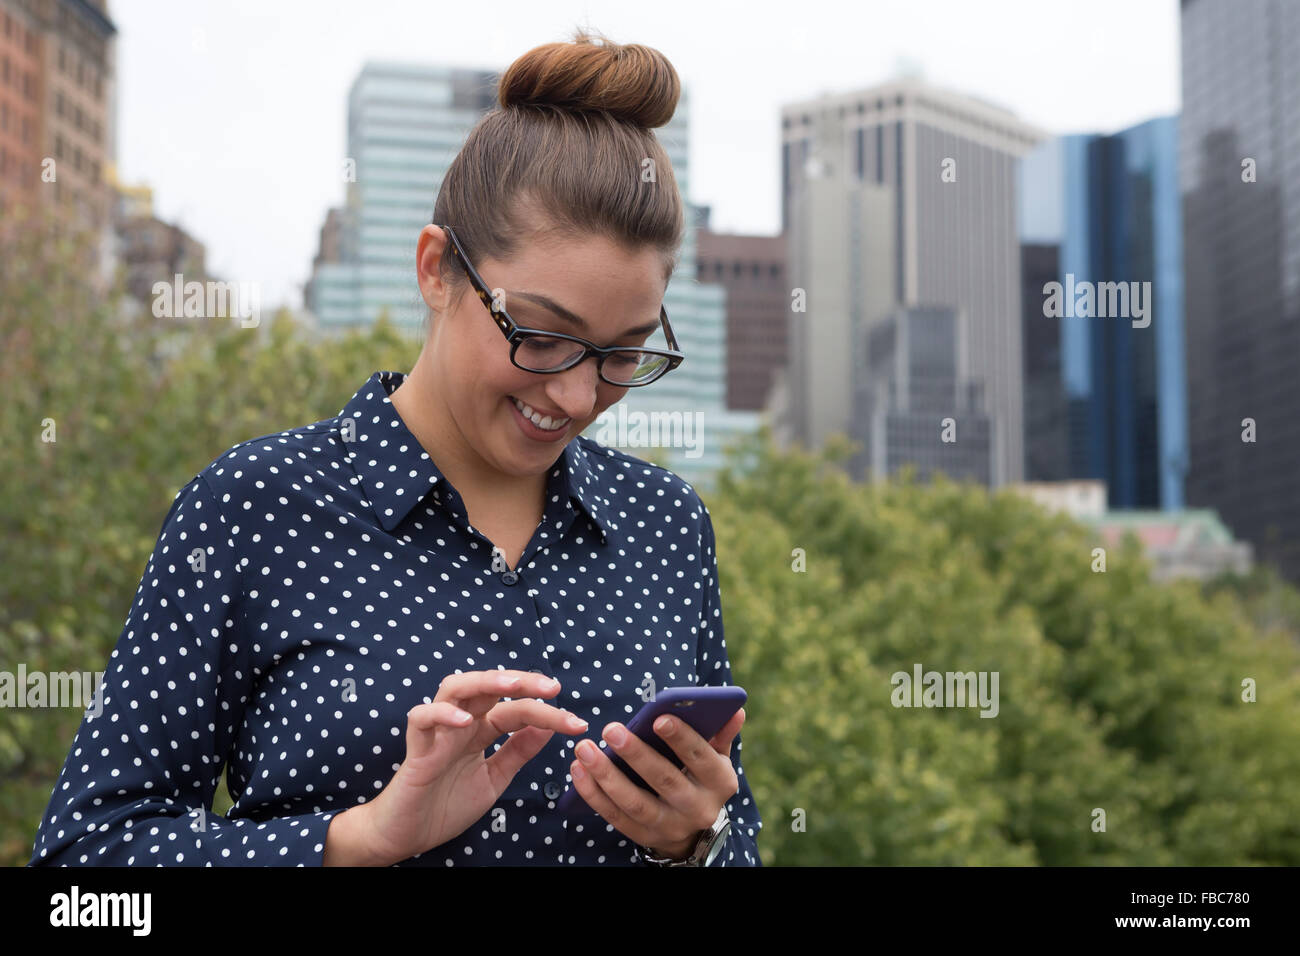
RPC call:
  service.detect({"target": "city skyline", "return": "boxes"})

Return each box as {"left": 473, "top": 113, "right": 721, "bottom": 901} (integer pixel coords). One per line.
{"left": 106, "top": 0, "right": 1181, "bottom": 311}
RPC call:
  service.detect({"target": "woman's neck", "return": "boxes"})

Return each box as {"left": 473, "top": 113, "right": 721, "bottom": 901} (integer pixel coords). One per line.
{"left": 389, "top": 365, "right": 547, "bottom": 514}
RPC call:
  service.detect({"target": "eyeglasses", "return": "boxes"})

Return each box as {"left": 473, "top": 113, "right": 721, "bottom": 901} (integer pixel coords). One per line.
{"left": 438, "top": 224, "right": 685, "bottom": 387}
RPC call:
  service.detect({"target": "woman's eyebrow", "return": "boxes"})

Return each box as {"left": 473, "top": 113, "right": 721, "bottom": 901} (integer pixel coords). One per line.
{"left": 508, "top": 290, "right": 661, "bottom": 338}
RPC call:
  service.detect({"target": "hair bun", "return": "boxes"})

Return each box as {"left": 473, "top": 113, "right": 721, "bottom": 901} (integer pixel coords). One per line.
{"left": 498, "top": 28, "right": 680, "bottom": 130}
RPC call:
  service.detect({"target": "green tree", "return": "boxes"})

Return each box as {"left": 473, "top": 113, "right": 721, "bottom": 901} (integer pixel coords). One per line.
{"left": 0, "top": 226, "right": 416, "bottom": 862}
{"left": 705, "top": 427, "right": 1300, "bottom": 865}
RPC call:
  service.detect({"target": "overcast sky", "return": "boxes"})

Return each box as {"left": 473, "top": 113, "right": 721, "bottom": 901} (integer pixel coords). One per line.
{"left": 109, "top": 0, "right": 1181, "bottom": 311}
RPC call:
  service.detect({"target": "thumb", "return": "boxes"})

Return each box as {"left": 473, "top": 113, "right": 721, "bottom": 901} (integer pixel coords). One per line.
{"left": 483, "top": 725, "right": 555, "bottom": 792}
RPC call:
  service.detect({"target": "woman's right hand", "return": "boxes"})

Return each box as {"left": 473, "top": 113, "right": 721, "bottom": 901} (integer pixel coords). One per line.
{"left": 338, "top": 670, "right": 588, "bottom": 866}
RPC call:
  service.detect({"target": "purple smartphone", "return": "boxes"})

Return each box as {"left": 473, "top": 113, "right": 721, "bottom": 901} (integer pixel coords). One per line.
{"left": 556, "top": 685, "right": 747, "bottom": 816}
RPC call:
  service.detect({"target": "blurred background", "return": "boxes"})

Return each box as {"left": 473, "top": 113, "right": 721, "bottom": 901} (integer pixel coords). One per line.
{"left": 2, "top": 0, "right": 1299, "bottom": 866}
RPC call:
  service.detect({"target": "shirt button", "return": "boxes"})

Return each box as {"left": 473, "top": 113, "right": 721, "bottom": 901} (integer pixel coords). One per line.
{"left": 544, "top": 781, "right": 561, "bottom": 801}
{"left": 501, "top": 570, "right": 518, "bottom": 585}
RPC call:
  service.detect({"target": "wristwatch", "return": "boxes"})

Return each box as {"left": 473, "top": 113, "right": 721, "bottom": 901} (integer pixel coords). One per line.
{"left": 636, "top": 805, "right": 731, "bottom": 867}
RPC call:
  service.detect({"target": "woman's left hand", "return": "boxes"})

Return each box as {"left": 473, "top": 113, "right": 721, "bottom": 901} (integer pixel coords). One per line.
{"left": 568, "top": 707, "right": 746, "bottom": 861}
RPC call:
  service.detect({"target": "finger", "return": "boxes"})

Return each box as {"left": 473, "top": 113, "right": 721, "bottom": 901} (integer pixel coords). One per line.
{"left": 435, "top": 670, "right": 561, "bottom": 711}
{"left": 600, "top": 722, "right": 697, "bottom": 814}
{"left": 707, "top": 707, "right": 746, "bottom": 756}
{"left": 485, "top": 697, "right": 589, "bottom": 738}
{"left": 572, "top": 738, "right": 688, "bottom": 834}
{"left": 402, "top": 701, "right": 477, "bottom": 767}
{"left": 484, "top": 725, "right": 555, "bottom": 792}
{"left": 405, "top": 700, "right": 473, "bottom": 741}
{"left": 650, "top": 715, "right": 736, "bottom": 797}
{"left": 567, "top": 749, "right": 663, "bottom": 848}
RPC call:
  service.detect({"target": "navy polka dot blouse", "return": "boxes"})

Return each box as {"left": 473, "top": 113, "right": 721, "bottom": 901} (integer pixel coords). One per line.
{"left": 29, "top": 370, "right": 762, "bottom": 866}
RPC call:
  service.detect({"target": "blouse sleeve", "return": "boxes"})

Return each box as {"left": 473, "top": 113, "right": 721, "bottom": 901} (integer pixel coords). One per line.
{"left": 693, "top": 502, "right": 764, "bottom": 867}
{"left": 27, "top": 474, "right": 340, "bottom": 866}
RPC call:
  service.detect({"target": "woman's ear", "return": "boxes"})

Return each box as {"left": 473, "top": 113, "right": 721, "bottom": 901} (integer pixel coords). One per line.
{"left": 416, "top": 224, "right": 452, "bottom": 313}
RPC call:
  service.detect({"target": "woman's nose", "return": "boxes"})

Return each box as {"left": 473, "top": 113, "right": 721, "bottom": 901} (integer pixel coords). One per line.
{"left": 545, "top": 356, "right": 602, "bottom": 415}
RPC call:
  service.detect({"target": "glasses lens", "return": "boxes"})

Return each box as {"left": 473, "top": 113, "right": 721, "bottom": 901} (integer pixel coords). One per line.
{"left": 602, "top": 349, "right": 669, "bottom": 386}
{"left": 513, "top": 337, "right": 670, "bottom": 386}
{"left": 514, "top": 335, "right": 587, "bottom": 372}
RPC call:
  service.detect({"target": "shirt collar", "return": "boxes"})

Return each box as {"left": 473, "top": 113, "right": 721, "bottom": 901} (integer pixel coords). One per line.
{"left": 336, "top": 370, "right": 615, "bottom": 542}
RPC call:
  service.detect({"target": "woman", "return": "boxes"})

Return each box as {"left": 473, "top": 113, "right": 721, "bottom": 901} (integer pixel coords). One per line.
{"left": 29, "top": 28, "right": 761, "bottom": 867}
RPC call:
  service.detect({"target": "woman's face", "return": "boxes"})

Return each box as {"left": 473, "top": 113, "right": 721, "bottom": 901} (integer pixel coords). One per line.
{"left": 415, "top": 223, "right": 667, "bottom": 480}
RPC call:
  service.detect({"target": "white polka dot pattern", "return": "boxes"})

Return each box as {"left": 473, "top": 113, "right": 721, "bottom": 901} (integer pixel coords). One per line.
{"left": 28, "top": 370, "right": 762, "bottom": 867}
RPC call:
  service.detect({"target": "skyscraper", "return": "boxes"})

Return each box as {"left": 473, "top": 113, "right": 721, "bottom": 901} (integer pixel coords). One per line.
{"left": 0, "top": 0, "right": 117, "bottom": 276}
{"left": 306, "top": 63, "right": 497, "bottom": 334}
{"left": 855, "top": 304, "right": 994, "bottom": 485}
{"left": 1180, "top": 0, "right": 1300, "bottom": 579}
{"left": 1019, "top": 117, "right": 1187, "bottom": 511}
{"left": 778, "top": 78, "right": 1045, "bottom": 485}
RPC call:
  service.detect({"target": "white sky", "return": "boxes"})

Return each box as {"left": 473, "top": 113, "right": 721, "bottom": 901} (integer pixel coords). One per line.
{"left": 109, "top": 0, "right": 1181, "bottom": 311}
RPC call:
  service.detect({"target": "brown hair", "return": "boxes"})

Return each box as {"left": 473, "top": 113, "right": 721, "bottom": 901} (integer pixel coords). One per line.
{"left": 428, "top": 27, "right": 685, "bottom": 329}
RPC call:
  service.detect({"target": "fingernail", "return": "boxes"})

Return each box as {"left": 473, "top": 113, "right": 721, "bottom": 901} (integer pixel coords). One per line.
{"left": 655, "top": 716, "right": 673, "bottom": 735}
{"left": 568, "top": 714, "right": 588, "bottom": 728}
{"left": 605, "top": 724, "right": 626, "bottom": 748}
{"left": 578, "top": 741, "right": 598, "bottom": 765}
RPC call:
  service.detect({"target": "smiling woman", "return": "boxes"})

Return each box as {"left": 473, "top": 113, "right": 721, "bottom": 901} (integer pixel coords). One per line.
{"left": 28, "top": 26, "right": 762, "bottom": 869}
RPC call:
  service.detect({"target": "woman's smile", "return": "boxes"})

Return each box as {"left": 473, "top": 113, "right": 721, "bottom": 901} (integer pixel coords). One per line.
{"left": 507, "top": 394, "right": 573, "bottom": 442}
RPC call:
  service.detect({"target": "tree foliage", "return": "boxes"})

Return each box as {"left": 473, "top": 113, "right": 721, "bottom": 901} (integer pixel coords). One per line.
{"left": 706, "top": 430, "right": 1300, "bottom": 865}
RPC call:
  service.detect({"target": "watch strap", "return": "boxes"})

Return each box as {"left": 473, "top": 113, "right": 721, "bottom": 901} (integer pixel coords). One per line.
{"left": 638, "top": 805, "right": 730, "bottom": 866}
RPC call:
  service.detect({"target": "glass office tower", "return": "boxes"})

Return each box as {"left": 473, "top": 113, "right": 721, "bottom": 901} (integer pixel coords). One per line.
{"left": 1019, "top": 117, "right": 1187, "bottom": 510}
{"left": 1180, "top": 0, "right": 1300, "bottom": 580}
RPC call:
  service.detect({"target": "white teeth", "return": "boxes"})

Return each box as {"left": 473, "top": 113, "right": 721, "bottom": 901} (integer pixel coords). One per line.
{"left": 512, "top": 397, "right": 569, "bottom": 430}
